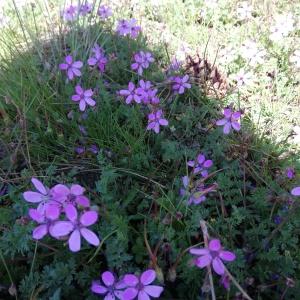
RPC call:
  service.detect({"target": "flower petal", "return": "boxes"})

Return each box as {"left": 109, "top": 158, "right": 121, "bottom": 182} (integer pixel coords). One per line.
{"left": 123, "top": 288, "right": 138, "bottom": 300}
{"left": 124, "top": 275, "right": 139, "bottom": 287}
{"left": 31, "top": 178, "right": 47, "bottom": 195}
{"left": 209, "top": 239, "right": 221, "bottom": 251}
{"left": 143, "top": 285, "right": 164, "bottom": 298}
{"left": 65, "top": 204, "right": 78, "bottom": 221}
{"left": 216, "top": 118, "right": 227, "bottom": 126}
{"left": 140, "top": 270, "right": 156, "bottom": 285}
{"left": 85, "top": 98, "right": 96, "bottom": 106}
{"left": 102, "top": 271, "right": 115, "bottom": 287}
{"left": 76, "top": 195, "right": 90, "bottom": 207}
{"left": 219, "top": 251, "right": 236, "bottom": 262}
{"left": 104, "top": 293, "right": 115, "bottom": 300}
{"left": 29, "top": 208, "right": 44, "bottom": 223}
{"left": 65, "top": 55, "right": 73, "bottom": 64}
{"left": 79, "top": 100, "right": 86, "bottom": 111}
{"left": 138, "top": 290, "right": 150, "bottom": 300}
{"left": 212, "top": 257, "right": 225, "bottom": 275}
{"left": 70, "top": 184, "right": 85, "bottom": 196}
{"left": 224, "top": 108, "right": 232, "bottom": 118}
{"left": 291, "top": 187, "right": 300, "bottom": 196}
{"left": 80, "top": 228, "right": 100, "bottom": 246}
{"left": 80, "top": 210, "right": 98, "bottom": 226}
{"left": 73, "top": 61, "right": 83, "bottom": 68}
{"left": 51, "top": 221, "right": 74, "bottom": 237}
{"left": 195, "top": 254, "right": 212, "bottom": 268}
{"left": 91, "top": 280, "right": 107, "bottom": 294}
{"left": 231, "top": 122, "right": 241, "bottom": 131}
{"left": 69, "top": 229, "right": 81, "bottom": 252}
{"left": 189, "top": 248, "right": 209, "bottom": 256}
{"left": 45, "top": 205, "right": 60, "bottom": 220}
{"left": 23, "top": 191, "right": 43, "bottom": 203}
{"left": 223, "top": 122, "right": 231, "bottom": 134}
{"left": 33, "top": 224, "right": 48, "bottom": 240}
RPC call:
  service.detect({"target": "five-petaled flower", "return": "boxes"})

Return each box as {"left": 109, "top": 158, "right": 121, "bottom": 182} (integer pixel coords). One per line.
{"left": 91, "top": 271, "right": 126, "bottom": 299}
{"left": 170, "top": 75, "right": 191, "bottom": 94}
{"left": 147, "top": 110, "right": 168, "bottom": 134}
{"left": 216, "top": 108, "right": 241, "bottom": 134}
{"left": 59, "top": 55, "right": 83, "bottom": 80}
{"left": 123, "top": 269, "right": 164, "bottom": 300}
{"left": 71, "top": 85, "right": 96, "bottom": 111}
{"left": 119, "top": 82, "right": 141, "bottom": 104}
{"left": 187, "top": 153, "right": 213, "bottom": 177}
{"left": 131, "top": 51, "right": 154, "bottom": 75}
{"left": 51, "top": 206, "right": 100, "bottom": 252}
{"left": 98, "top": 5, "right": 112, "bottom": 20}
{"left": 189, "top": 239, "right": 236, "bottom": 275}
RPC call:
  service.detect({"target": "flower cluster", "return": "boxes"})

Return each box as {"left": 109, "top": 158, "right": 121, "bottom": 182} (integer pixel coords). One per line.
{"left": 180, "top": 153, "right": 215, "bottom": 205}
{"left": 23, "top": 178, "right": 100, "bottom": 252}
{"left": 91, "top": 269, "right": 164, "bottom": 300}
{"left": 116, "top": 18, "right": 141, "bottom": 39}
{"left": 88, "top": 43, "right": 108, "bottom": 73}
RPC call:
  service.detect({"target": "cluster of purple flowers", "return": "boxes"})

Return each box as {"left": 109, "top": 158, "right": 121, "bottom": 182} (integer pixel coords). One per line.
{"left": 23, "top": 178, "right": 100, "bottom": 252}
{"left": 116, "top": 19, "right": 141, "bottom": 39}
{"left": 180, "top": 153, "right": 214, "bottom": 205}
{"left": 91, "top": 269, "right": 164, "bottom": 300}
{"left": 62, "top": 3, "right": 112, "bottom": 21}
{"left": 88, "top": 43, "right": 108, "bottom": 73}
{"left": 131, "top": 51, "right": 155, "bottom": 75}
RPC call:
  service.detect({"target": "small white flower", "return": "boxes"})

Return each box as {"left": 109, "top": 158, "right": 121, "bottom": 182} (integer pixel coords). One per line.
{"left": 232, "top": 69, "right": 254, "bottom": 86}
{"left": 290, "top": 50, "right": 300, "bottom": 68}
{"left": 237, "top": 2, "right": 252, "bottom": 20}
{"left": 269, "top": 13, "right": 294, "bottom": 41}
{"left": 240, "top": 40, "right": 266, "bottom": 66}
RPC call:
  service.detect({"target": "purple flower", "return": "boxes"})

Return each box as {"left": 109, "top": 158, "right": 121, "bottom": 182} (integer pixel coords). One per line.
{"left": 146, "top": 110, "right": 168, "bottom": 134}
{"left": 189, "top": 239, "right": 236, "bottom": 275}
{"left": 71, "top": 85, "right": 96, "bottom": 112}
{"left": 88, "top": 44, "right": 108, "bottom": 73}
{"left": 273, "top": 215, "right": 282, "bottom": 225}
{"left": 75, "top": 146, "right": 85, "bottom": 155}
{"left": 123, "top": 269, "right": 164, "bottom": 300}
{"left": 170, "top": 75, "right": 191, "bottom": 94}
{"left": 136, "top": 80, "right": 159, "bottom": 104}
{"left": 131, "top": 51, "right": 154, "bottom": 75}
{"left": 62, "top": 5, "right": 78, "bottom": 21}
{"left": 119, "top": 82, "right": 141, "bottom": 104}
{"left": 116, "top": 19, "right": 141, "bottom": 39}
{"left": 23, "top": 178, "right": 53, "bottom": 213}
{"left": 89, "top": 144, "right": 99, "bottom": 154}
{"left": 286, "top": 167, "right": 295, "bottom": 179}
{"left": 180, "top": 176, "right": 207, "bottom": 205}
{"left": 59, "top": 55, "right": 83, "bottom": 80}
{"left": 51, "top": 207, "right": 100, "bottom": 252}
{"left": 51, "top": 183, "right": 90, "bottom": 209}
{"left": 91, "top": 271, "right": 126, "bottom": 299}
{"left": 187, "top": 154, "right": 213, "bottom": 177}
{"left": 216, "top": 108, "right": 241, "bottom": 135}
{"left": 79, "top": 3, "right": 92, "bottom": 16}
{"left": 29, "top": 207, "right": 59, "bottom": 240}
{"left": 98, "top": 5, "right": 112, "bottom": 20}
{"left": 291, "top": 187, "right": 300, "bottom": 196}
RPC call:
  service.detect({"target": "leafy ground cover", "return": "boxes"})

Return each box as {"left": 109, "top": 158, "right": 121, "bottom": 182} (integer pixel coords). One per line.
{"left": 0, "top": 1, "right": 300, "bottom": 299}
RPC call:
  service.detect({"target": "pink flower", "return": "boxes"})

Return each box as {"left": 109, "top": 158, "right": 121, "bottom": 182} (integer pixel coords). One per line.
{"left": 51, "top": 206, "right": 100, "bottom": 252}
{"left": 291, "top": 187, "right": 300, "bottom": 196}
{"left": 116, "top": 19, "right": 141, "bottom": 39}
{"left": 119, "top": 82, "right": 141, "bottom": 104}
{"left": 88, "top": 44, "right": 108, "bottom": 73}
{"left": 51, "top": 183, "right": 90, "bottom": 210}
{"left": 59, "top": 55, "right": 83, "bottom": 80}
{"left": 187, "top": 153, "right": 213, "bottom": 177}
{"left": 123, "top": 269, "right": 164, "bottom": 299}
{"left": 146, "top": 110, "right": 168, "bottom": 134}
{"left": 131, "top": 51, "right": 154, "bottom": 75}
{"left": 23, "top": 178, "right": 54, "bottom": 214}
{"left": 79, "top": 3, "right": 92, "bottom": 16}
{"left": 286, "top": 167, "right": 295, "bottom": 179}
{"left": 29, "top": 207, "right": 60, "bottom": 240}
{"left": 91, "top": 271, "right": 126, "bottom": 299}
{"left": 170, "top": 75, "right": 191, "bottom": 94}
{"left": 190, "top": 239, "right": 236, "bottom": 275}
{"left": 216, "top": 108, "right": 241, "bottom": 134}
{"left": 71, "top": 85, "right": 96, "bottom": 111}
{"left": 98, "top": 5, "right": 112, "bottom": 20}
{"left": 62, "top": 5, "right": 78, "bottom": 21}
